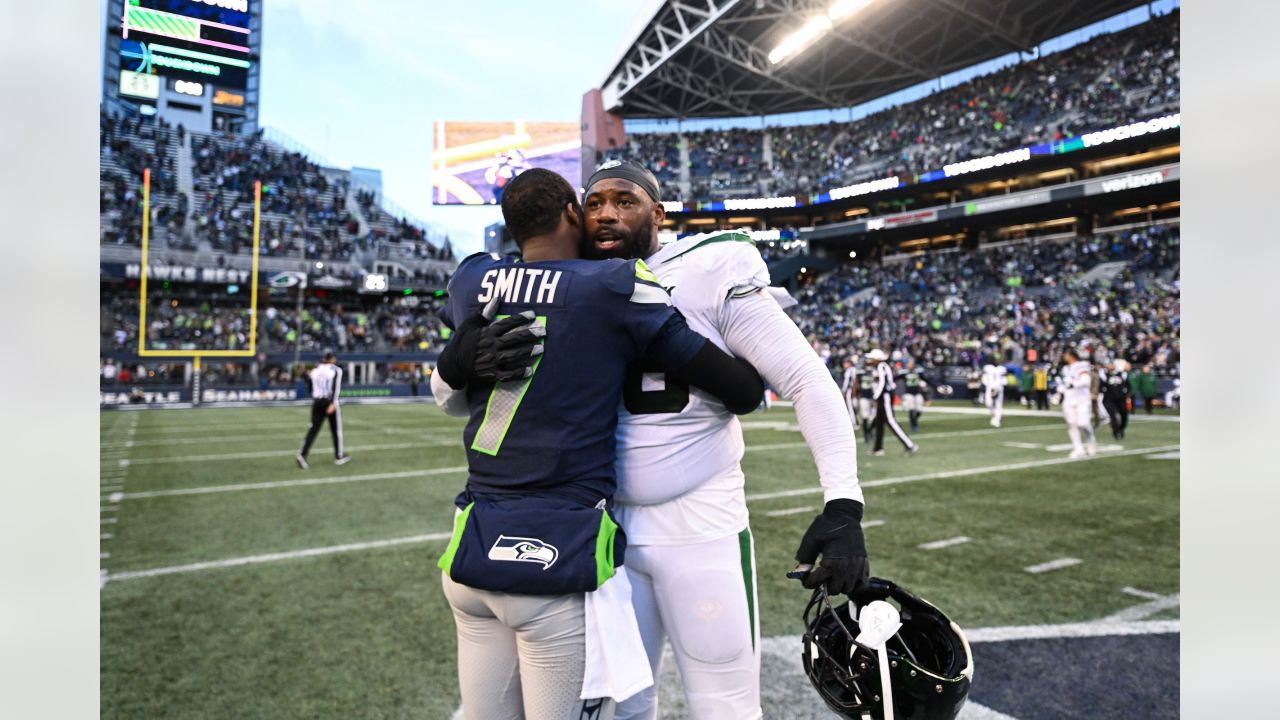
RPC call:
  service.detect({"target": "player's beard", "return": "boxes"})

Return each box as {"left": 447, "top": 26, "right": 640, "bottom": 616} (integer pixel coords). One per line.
{"left": 584, "top": 213, "right": 653, "bottom": 261}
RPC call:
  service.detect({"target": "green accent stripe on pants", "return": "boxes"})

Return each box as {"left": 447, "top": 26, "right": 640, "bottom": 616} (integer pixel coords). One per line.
{"left": 739, "top": 527, "right": 757, "bottom": 652}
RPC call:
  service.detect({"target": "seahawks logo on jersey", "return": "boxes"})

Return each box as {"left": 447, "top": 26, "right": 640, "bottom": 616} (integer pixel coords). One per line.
{"left": 488, "top": 535, "right": 559, "bottom": 569}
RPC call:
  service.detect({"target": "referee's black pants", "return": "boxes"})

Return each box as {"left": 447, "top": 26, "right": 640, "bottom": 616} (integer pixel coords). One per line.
{"left": 1035, "top": 389, "right": 1050, "bottom": 410}
{"left": 1103, "top": 397, "right": 1129, "bottom": 439}
{"left": 300, "top": 398, "right": 344, "bottom": 458}
{"left": 873, "top": 393, "right": 915, "bottom": 452}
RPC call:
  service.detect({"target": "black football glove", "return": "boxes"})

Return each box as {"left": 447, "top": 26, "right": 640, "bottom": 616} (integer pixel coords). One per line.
{"left": 436, "top": 299, "right": 544, "bottom": 389}
{"left": 792, "top": 498, "right": 870, "bottom": 596}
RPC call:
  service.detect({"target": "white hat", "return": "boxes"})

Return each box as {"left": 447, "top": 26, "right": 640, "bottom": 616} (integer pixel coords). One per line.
{"left": 865, "top": 349, "right": 888, "bottom": 361}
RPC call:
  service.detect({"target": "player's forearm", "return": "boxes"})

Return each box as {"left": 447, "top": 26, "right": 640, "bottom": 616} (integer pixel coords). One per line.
{"left": 665, "top": 341, "right": 765, "bottom": 415}
{"left": 431, "top": 371, "right": 470, "bottom": 417}
{"left": 720, "top": 291, "right": 863, "bottom": 504}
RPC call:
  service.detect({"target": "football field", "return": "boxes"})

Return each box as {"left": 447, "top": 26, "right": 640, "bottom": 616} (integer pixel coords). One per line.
{"left": 99, "top": 400, "right": 1179, "bottom": 719}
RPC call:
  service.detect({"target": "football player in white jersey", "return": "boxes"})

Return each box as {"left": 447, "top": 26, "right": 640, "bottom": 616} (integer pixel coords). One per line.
{"left": 581, "top": 162, "right": 866, "bottom": 720}
{"left": 1059, "top": 348, "right": 1097, "bottom": 458}
{"left": 840, "top": 357, "right": 860, "bottom": 425}
{"left": 981, "top": 362, "right": 1007, "bottom": 428}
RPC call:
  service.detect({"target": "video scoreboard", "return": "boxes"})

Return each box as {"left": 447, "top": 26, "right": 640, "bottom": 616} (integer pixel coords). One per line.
{"left": 117, "top": 0, "right": 253, "bottom": 99}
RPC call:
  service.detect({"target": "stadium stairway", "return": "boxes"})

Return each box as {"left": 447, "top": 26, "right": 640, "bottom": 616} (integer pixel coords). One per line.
{"left": 677, "top": 134, "right": 692, "bottom": 199}
{"left": 176, "top": 132, "right": 194, "bottom": 229}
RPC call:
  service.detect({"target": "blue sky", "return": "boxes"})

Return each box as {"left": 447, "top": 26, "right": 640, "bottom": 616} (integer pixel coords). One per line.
{"left": 256, "top": 0, "right": 655, "bottom": 255}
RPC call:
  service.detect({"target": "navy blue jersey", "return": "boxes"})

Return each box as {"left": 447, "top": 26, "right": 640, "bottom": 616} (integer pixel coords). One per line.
{"left": 442, "top": 253, "right": 704, "bottom": 503}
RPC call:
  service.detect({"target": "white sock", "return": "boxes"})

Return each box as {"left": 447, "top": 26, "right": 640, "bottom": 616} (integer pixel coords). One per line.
{"left": 1067, "top": 425, "right": 1083, "bottom": 452}
{"left": 1082, "top": 423, "right": 1096, "bottom": 445}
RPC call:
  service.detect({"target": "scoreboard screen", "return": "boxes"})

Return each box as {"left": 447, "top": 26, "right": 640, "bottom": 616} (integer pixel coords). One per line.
{"left": 119, "top": 0, "right": 253, "bottom": 91}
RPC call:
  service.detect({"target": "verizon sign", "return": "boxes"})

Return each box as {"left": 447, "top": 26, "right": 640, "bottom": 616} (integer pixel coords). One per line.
{"left": 1085, "top": 163, "right": 1179, "bottom": 196}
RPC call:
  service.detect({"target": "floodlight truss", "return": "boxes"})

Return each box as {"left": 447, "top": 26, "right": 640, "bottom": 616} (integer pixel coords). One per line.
{"left": 601, "top": 0, "right": 1137, "bottom": 119}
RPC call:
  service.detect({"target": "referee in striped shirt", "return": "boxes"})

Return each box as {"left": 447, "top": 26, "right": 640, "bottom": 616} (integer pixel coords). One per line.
{"left": 868, "top": 349, "right": 919, "bottom": 457}
{"left": 297, "top": 351, "right": 350, "bottom": 469}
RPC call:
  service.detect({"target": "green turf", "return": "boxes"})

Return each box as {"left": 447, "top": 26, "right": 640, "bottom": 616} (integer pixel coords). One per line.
{"left": 100, "top": 401, "right": 1179, "bottom": 718}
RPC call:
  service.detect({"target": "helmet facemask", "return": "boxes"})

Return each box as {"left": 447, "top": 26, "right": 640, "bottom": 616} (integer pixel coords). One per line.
{"left": 800, "top": 579, "right": 973, "bottom": 720}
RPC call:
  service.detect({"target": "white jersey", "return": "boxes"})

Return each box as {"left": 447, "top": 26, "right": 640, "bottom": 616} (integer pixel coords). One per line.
{"left": 1060, "top": 360, "right": 1093, "bottom": 405}
{"left": 613, "top": 232, "right": 770, "bottom": 545}
{"left": 982, "top": 364, "right": 1007, "bottom": 392}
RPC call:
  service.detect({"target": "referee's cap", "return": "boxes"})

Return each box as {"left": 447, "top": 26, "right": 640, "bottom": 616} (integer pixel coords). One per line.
{"left": 865, "top": 349, "right": 888, "bottom": 361}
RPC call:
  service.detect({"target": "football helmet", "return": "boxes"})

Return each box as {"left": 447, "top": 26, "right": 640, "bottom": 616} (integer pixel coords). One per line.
{"left": 800, "top": 578, "right": 972, "bottom": 720}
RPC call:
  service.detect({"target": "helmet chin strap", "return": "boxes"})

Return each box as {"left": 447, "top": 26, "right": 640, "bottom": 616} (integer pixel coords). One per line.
{"left": 855, "top": 600, "right": 903, "bottom": 720}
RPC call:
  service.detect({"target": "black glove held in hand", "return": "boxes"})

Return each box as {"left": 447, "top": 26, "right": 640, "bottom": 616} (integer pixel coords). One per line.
{"left": 794, "top": 499, "right": 869, "bottom": 596}
{"left": 436, "top": 299, "right": 544, "bottom": 389}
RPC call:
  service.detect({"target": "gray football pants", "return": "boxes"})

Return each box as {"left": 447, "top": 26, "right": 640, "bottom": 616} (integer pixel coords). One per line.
{"left": 442, "top": 573, "right": 617, "bottom": 720}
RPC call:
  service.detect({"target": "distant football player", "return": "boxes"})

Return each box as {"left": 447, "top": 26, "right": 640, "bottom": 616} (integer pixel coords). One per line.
{"left": 1059, "top": 348, "right": 1097, "bottom": 458}
{"left": 981, "top": 362, "right": 1007, "bottom": 428}
{"left": 839, "top": 357, "right": 860, "bottom": 426}
{"left": 1102, "top": 359, "right": 1131, "bottom": 440}
{"left": 857, "top": 362, "right": 876, "bottom": 442}
{"left": 580, "top": 160, "right": 868, "bottom": 720}
{"left": 432, "top": 169, "right": 765, "bottom": 720}
{"left": 899, "top": 361, "right": 927, "bottom": 432}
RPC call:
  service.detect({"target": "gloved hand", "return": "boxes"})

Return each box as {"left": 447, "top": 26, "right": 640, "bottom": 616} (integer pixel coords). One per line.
{"left": 436, "top": 298, "right": 545, "bottom": 389}
{"left": 792, "top": 499, "right": 870, "bottom": 596}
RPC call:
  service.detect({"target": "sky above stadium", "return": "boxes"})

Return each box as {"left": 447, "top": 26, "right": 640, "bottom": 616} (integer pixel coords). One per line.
{"left": 256, "top": 0, "right": 657, "bottom": 255}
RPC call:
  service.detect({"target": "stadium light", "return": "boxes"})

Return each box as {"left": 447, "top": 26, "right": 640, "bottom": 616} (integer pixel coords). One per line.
{"left": 769, "top": 0, "right": 876, "bottom": 65}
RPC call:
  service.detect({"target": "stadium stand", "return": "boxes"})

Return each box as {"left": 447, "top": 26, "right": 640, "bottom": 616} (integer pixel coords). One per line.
{"left": 599, "top": 9, "right": 1178, "bottom": 203}
{"left": 788, "top": 223, "right": 1180, "bottom": 376}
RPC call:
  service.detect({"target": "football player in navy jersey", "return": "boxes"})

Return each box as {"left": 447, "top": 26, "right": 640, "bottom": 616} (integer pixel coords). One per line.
{"left": 432, "top": 168, "right": 764, "bottom": 720}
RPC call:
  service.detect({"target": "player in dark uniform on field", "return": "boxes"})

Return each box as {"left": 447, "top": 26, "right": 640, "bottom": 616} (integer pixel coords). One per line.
{"left": 431, "top": 169, "right": 764, "bottom": 720}
{"left": 900, "top": 363, "right": 929, "bottom": 432}
{"left": 1102, "top": 359, "right": 1131, "bottom": 440}
{"left": 857, "top": 365, "right": 876, "bottom": 442}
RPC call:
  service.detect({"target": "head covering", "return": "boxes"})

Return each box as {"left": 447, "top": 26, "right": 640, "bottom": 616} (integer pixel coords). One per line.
{"left": 584, "top": 160, "right": 661, "bottom": 202}
{"left": 865, "top": 349, "right": 888, "bottom": 362}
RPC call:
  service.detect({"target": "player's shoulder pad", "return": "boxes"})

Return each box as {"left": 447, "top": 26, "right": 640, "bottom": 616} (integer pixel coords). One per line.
{"left": 447, "top": 252, "right": 504, "bottom": 291}
{"left": 661, "top": 231, "right": 770, "bottom": 284}
{"left": 593, "top": 258, "right": 671, "bottom": 306}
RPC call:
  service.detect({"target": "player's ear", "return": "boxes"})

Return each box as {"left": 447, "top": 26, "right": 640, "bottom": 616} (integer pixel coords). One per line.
{"left": 652, "top": 198, "right": 665, "bottom": 225}
{"left": 564, "top": 201, "right": 583, "bottom": 230}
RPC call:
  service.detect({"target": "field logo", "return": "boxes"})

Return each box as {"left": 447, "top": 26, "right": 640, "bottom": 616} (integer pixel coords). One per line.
{"left": 488, "top": 535, "right": 559, "bottom": 569}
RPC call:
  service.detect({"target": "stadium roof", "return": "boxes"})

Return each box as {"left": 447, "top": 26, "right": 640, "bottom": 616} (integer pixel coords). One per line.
{"left": 601, "top": 0, "right": 1150, "bottom": 118}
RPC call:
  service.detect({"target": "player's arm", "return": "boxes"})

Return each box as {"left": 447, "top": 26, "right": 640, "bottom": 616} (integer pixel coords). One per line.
{"left": 431, "top": 370, "right": 470, "bottom": 417}
{"left": 718, "top": 287, "right": 868, "bottom": 595}
{"left": 327, "top": 367, "right": 342, "bottom": 415}
{"left": 646, "top": 313, "right": 765, "bottom": 415}
{"left": 623, "top": 259, "right": 763, "bottom": 415}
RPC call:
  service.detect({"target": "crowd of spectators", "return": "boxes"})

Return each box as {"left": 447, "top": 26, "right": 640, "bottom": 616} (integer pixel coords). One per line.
{"left": 100, "top": 290, "right": 449, "bottom": 355}
{"left": 100, "top": 111, "right": 185, "bottom": 247}
{"left": 598, "top": 9, "right": 1179, "bottom": 203}
{"left": 788, "top": 224, "right": 1180, "bottom": 377}
{"left": 99, "top": 112, "right": 454, "bottom": 278}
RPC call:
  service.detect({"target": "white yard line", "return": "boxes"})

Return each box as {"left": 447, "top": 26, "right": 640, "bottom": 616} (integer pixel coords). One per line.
{"left": 743, "top": 423, "right": 1065, "bottom": 454}
{"left": 124, "top": 441, "right": 455, "bottom": 466}
{"left": 962, "top": 618, "right": 1179, "bottom": 642}
{"left": 764, "top": 506, "right": 817, "bottom": 517}
{"left": 1122, "top": 586, "right": 1163, "bottom": 600}
{"left": 862, "top": 519, "right": 885, "bottom": 528}
{"left": 1024, "top": 557, "right": 1082, "bottom": 574}
{"left": 104, "top": 531, "right": 455, "bottom": 583}
{"left": 919, "top": 536, "right": 971, "bottom": 550}
{"left": 123, "top": 466, "right": 469, "bottom": 499}
{"left": 1106, "top": 593, "right": 1180, "bottom": 622}
{"left": 745, "top": 444, "right": 1179, "bottom": 502}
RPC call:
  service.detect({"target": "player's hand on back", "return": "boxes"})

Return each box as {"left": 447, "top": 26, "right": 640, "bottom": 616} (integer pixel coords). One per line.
{"left": 791, "top": 499, "right": 870, "bottom": 596}
{"left": 436, "top": 298, "right": 545, "bottom": 388}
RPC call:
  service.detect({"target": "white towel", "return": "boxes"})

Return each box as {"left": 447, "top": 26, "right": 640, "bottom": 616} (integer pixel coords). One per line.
{"left": 580, "top": 567, "right": 654, "bottom": 702}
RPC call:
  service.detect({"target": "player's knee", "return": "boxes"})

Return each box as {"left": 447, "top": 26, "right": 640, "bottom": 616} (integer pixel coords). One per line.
{"left": 667, "top": 570, "right": 751, "bottom": 666}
